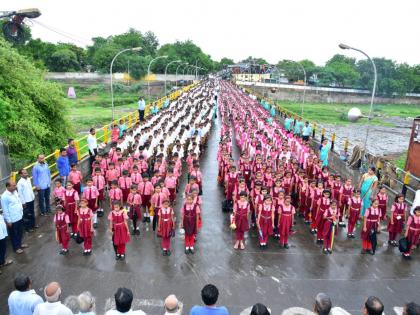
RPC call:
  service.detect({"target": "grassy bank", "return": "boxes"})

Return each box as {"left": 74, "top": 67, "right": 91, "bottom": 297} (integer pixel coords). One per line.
{"left": 276, "top": 101, "right": 420, "bottom": 125}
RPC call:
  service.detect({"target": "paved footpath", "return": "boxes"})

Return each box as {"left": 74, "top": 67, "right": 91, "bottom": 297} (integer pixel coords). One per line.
{"left": 0, "top": 112, "right": 419, "bottom": 315}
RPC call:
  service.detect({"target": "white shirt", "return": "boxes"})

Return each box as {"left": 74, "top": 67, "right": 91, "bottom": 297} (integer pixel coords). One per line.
{"left": 33, "top": 301, "right": 73, "bottom": 315}
{"left": 17, "top": 177, "right": 35, "bottom": 203}
{"left": 411, "top": 189, "right": 420, "bottom": 215}
{"left": 105, "top": 309, "right": 146, "bottom": 315}
{"left": 87, "top": 134, "right": 98, "bottom": 155}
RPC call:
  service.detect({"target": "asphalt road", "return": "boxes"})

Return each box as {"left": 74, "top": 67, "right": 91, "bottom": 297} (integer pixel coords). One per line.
{"left": 0, "top": 118, "right": 419, "bottom": 315}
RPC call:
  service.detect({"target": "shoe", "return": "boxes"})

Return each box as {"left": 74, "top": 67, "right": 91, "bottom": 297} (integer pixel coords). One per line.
{"left": 388, "top": 240, "right": 393, "bottom": 245}
{"left": 347, "top": 234, "right": 351, "bottom": 238}
{"left": 339, "top": 222, "right": 346, "bottom": 227}
{"left": 83, "top": 251, "right": 88, "bottom": 256}
{"left": 185, "top": 248, "right": 189, "bottom": 254}
{"left": 167, "top": 250, "right": 171, "bottom": 256}
{"left": 120, "top": 255, "right": 125, "bottom": 260}
{"left": 142, "top": 217, "right": 147, "bottom": 223}
{"left": 370, "top": 250, "right": 375, "bottom": 255}
{"left": 0, "top": 259, "right": 13, "bottom": 267}
{"left": 284, "top": 244, "right": 289, "bottom": 249}
{"left": 327, "top": 249, "right": 332, "bottom": 254}
{"left": 116, "top": 255, "right": 120, "bottom": 260}
{"left": 323, "top": 248, "right": 328, "bottom": 254}
{"left": 21, "top": 244, "right": 28, "bottom": 248}
{"left": 189, "top": 248, "right": 195, "bottom": 254}
{"left": 162, "top": 250, "right": 167, "bottom": 256}
{"left": 93, "top": 223, "right": 98, "bottom": 229}
{"left": 15, "top": 249, "right": 24, "bottom": 254}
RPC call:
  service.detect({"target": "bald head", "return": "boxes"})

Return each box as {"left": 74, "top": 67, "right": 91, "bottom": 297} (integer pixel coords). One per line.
{"left": 44, "top": 282, "right": 62, "bottom": 302}
{"left": 164, "top": 294, "right": 179, "bottom": 313}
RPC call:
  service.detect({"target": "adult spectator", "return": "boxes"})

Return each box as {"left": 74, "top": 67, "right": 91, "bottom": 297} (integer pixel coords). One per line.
{"left": 87, "top": 128, "right": 98, "bottom": 169}
{"left": 78, "top": 291, "right": 96, "bottom": 315}
{"left": 410, "top": 184, "right": 420, "bottom": 215}
{"left": 17, "top": 169, "right": 36, "bottom": 232}
{"left": 164, "top": 294, "right": 182, "bottom": 315}
{"left": 138, "top": 97, "right": 146, "bottom": 121}
{"left": 302, "top": 121, "right": 312, "bottom": 142}
{"left": 32, "top": 154, "right": 52, "bottom": 216}
{"left": 250, "top": 303, "right": 270, "bottom": 315}
{"left": 64, "top": 295, "right": 80, "bottom": 314}
{"left": 56, "top": 148, "right": 70, "bottom": 185}
{"left": 8, "top": 275, "right": 43, "bottom": 315}
{"left": 67, "top": 139, "right": 79, "bottom": 166}
{"left": 118, "top": 119, "right": 127, "bottom": 138}
{"left": 33, "top": 282, "right": 73, "bottom": 315}
{"left": 105, "top": 287, "right": 146, "bottom": 315}
{"left": 363, "top": 296, "right": 384, "bottom": 315}
{"left": 403, "top": 302, "right": 420, "bottom": 315}
{"left": 190, "top": 284, "right": 229, "bottom": 315}
{"left": 1, "top": 180, "right": 27, "bottom": 253}
{"left": 0, "top": 209, "right": 13, "bottom": 274}
{"left": 313, "top": 293, "right": 332, "bottom": 315}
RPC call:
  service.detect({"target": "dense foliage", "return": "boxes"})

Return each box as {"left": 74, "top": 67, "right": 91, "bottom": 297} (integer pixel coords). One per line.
{"left": 0, "top": 38, "right": 71, "bottom": 167}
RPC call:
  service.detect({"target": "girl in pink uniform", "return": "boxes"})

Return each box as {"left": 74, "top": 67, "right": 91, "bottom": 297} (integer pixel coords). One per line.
{"left": 347, "top": 189, "right": 362, "bottom": 238}
{"left": 233, "top": 192, "right": 250, "bottom": 250}
{"left": 92, "top": 168, "right": 106, "bottom": 216}
{"left": 139, "top": 174, "right": 154, "bottom": 223}
{"left": 53, "top": 179, "right": 66, "bottom": 204}
{"left": 376, "top": 186, "right": 388, "bottom": 220}
{"left": 322, "top": 199, "right": 338, "bottom": 254}
{"left": 54, "top": 205, "right": 70, "bottom": 255}
{"left": 64, "top": 181, "right": 79, "bottom": 237}
{"left": 388, "top": 194, "right": 407, "bottom": 246}
{"left": 127, "top": 185, "right": 142, "bottom": 235}
{"left": 108, "top": 203, "right": 130, "bottom": 260}
{"left": 77, "top": 198, "right": 94, "bottom": 255}
{"left": 118, "top": 170, "right": 132, "bottom": 206}
{"left": 257, "top": 195, "right": 274, "bottom": 248}
{"left": 278, "top": 195, "right": 295, "bottom": 249}
{"left": 69, "top": 163, "right": 83, "bottom": 194}
{"left": 158, "top": 200, "right": 174, "bottom": 256}
{"left": 109, "top": 180, "right": 123, "bottom": 207}
{"left": 403, "top": 206, "right": 420, "bottom": 258}
{"left": 181, "top": 195, "right": 199, "bottom": 254}
{"left": 361, "top": 199, "right": 381, "bottom": 255}
{"left": 164, "top": 168, "right": 178, "bottom": 203}
{"left": 315, "top": 189, "right": 331, "bottom": 243}
{"left": 82, "top": 178, "right": 99, "bottom": 228}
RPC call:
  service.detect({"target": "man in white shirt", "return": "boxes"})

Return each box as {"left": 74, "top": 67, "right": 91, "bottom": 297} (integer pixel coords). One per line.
{"left": 87, "top": 128, "right": 98, "bottom": 169}
{"left": 33, "top": 282, "right": 73, "bottom": 315}
{"left": 105, "top": 287, "right": 146, "bottom": 315}
{"left": 17, "top": 169, "right": 36, "bottom": 232}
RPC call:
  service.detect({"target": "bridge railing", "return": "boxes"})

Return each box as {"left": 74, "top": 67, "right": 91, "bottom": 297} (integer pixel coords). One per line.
{"left": 240, "top": 84, "right": 419, "bottom": 205}
{"left": 8, "top": 83, "right": 197, "bottom": 184}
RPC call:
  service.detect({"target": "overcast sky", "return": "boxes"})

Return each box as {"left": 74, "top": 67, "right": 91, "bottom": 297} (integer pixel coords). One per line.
{"left": 4, "top": 0, "right": 420, "bottom": 65}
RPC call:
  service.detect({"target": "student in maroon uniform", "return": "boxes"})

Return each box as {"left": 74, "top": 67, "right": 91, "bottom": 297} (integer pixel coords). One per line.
{"left": 322, "top": 199, "right": 338, "bottom": 254}
{"left": 278, "top": 195, "right": 295, "bottom": 249}
{"left": 181, "top": 195, "right": 199, "bottom": 254}
{"left": 64, "top": 181, "right": 79, "bottom": 237}
{"left": 347, "top": 189, "right": 362, "bottom": 238}
{"left": 315, "top": 190, "right": 331, "bottom": 244}
{"left": 127, "top": 185, "right": 142, "bottom": 235}
{"left": 158, "top": 200, "right": 175, "bottom": 256}
{"left": 361, "top": 198, "right": 381, "bottom": 255}
{"left": 403, "top": 206, "right": 420, "bottom": 259}
{"left": 54, "top": 205, "right": 70, "bottom": 255}
{"left": 232, "top": 192, "right": 250, "bottom": 250}
{"left": 108, "top": 203, "right": 130, "bottom": 260}
{"left": 388, "top": 194, "right": 407, "bottom": 246}
{"left": 77, "top": 198, "right": 94, "bottom": 256}
{"left": 257, "top": 195, "right": 274, "bottom": 248}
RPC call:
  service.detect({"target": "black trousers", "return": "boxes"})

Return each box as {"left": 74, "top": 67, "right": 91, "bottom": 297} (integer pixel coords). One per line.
{"left": 23, "top": 200, "right": 35, "bottom": 230}
{"left": 138, "top": 109, "right": 145, "bottom": 121}
{"left": 0, "top": 237, "right": 7, "bottom": 265}
{"left": 8, "top": 220, "right": 23, "bottom": 251}
{"left": 89, "top": 149, "right": 98, "bottom": 172}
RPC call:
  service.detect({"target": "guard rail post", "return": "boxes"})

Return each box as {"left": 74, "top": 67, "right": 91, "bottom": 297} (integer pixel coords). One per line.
{"left": 402, "top": 171, "right": 411, "bottom": 197}
{"left": 103, "top": 125, "right": 109, "bottom": 144}
{"left": 75, "top": 140, "right": 81, "bottom": 162}
{"left": 331, "top": 133, "right": 336, "bottom": 151}
{"left": 321, "top": 128, "right": 325, "bottom": 143}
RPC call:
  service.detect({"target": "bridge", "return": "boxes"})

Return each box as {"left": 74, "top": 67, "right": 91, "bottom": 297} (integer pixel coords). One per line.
{"left": 0, "top": 80, "right": 419, "bottom": 315}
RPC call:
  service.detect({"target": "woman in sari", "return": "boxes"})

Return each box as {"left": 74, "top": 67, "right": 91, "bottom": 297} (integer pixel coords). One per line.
{"left": 358, "top": 166, "right": 378, "bottom": 216}
{"left": 319, "top": 139, "right": 331, "bottom": 167}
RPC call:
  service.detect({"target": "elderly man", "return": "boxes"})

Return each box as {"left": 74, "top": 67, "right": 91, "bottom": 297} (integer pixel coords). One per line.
{"left": 8, "top": 275, "right": 43, "bottom": 315}
{"left": 138, "top": 97, "right": 146, "bottom": 121}
{"left": 0, "top": 208, "right": 13, "bottom": 274}
{"left": 1, "top": 180, "right": 28, "bottom": 253}
{"left": 105, "top": 287, "right": 146, "bottom": 315}
{"left": 164, "top": 295, "right": 182, "bottom": 315}
{"left": 363, "top": 296, "right": 384, "bottom": 315}
{"left": 32, "top": 154, "right": 52, "bottom": 216}
{"left": 33, "top": 282, "right": 73, "bottom": 315}
{"left": 78, "top": 291, "right": 96, "bottom": 315}
{"left": 87, "top": 128, "right": 98, "bottom": 170}
{"left": 17, "top": 169, "right": 36, "bottom": 232}
{"left": 313, "top": 293, "right": 332, "bottom": 315}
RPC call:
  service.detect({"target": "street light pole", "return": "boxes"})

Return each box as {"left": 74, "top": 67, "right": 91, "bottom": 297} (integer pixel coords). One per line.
{"left": 175, "top": 62, "right": 188, "bottom": 89}
{"left": 110, "top": 47, "right": 141, "bottom": 121}
{"left": 164, "top": 60, "right": 181, "bottom": 96}
{"left": 339, "top": 43, "right": 377, "bottom": 150}
{"left": 147, "top": 55, "right": 168, "bottom": 99}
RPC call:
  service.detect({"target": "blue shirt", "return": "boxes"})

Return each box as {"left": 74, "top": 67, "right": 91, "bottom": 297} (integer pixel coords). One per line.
{"left": 302, "top": 125, "right": 312, "bottom": 136}
{"left": 1, "top": 190, "right": 23, "bottom": 223}
{"left": 8, "top": 289, "right": 43, "bottom": 315}
{"left": 56, "top": 156, "right": 70, "bottom": 177}
{"left": 163, "top": 99, "right": 170, "bottom": 108}
{"left": 190, "top": 306, "right": 229, "bottom": 315}
{"left": 138, "top": 99, "right": 146, "bottom": 110}
{"left": 294, "top": 121, "right": 303, "bottom": 134}
{"left": 32, "top": 162, "right": 51, "bottom": 189}
{"left": 118, "top": 124, "right": 127, "bottom": 137}
{"left": 0, "top": 214, "right": 8, "bottom": 240}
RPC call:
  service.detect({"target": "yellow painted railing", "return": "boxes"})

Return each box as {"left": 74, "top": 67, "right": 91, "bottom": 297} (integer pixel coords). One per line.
{"left": 11, "top": 83, "right": 198, "bottom": 182}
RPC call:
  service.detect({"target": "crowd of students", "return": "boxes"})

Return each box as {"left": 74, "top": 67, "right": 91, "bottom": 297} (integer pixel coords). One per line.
{"left": 51, "top": 82, "right": 216, "bottom": 259}
{"left": 217, "top": 81, "right": 420, "bottom": 258}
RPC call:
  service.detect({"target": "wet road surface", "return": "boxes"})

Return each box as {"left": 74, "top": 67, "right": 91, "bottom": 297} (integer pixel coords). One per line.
{"left": 0, "top": 118, "right": 419, "bottom": 315}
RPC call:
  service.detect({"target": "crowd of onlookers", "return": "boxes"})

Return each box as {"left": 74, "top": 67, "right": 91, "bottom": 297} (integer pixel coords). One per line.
{"left": 5, "top": 276, "right": 420, "bottom": 315}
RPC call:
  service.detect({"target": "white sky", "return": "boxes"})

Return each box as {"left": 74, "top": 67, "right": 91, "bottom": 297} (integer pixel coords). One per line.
{"left": 3, "top": 0, "right": 420, "bottom": 65}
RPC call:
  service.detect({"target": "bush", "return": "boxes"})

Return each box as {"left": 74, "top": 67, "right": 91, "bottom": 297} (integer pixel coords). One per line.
{"left": 0, "top": 38, "right": 72, "bottom": 167}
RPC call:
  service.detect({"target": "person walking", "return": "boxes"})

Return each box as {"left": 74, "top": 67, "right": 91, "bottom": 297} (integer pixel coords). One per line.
{"left": 1, "top": 180, "right": 28, "bottom": 253}
{"left": 8, "top": 275, "right": 43, "bottom": 315}
{"left": 0, "top": 210, "right": 13, "bottom": 274}
{"left": 32, "top": 154, "right": 52, "bottom": 216}
{"left": 56, "top": 148, "right": 70, "bottom": 186}
{"left": 17, "top": 169, "right": 36, "bottom": 232}
{"left": 138, "top": 97, "right": 146, "bottom": 122}
{"left": 87, "top": 128, "right": 98, "bottom": 170}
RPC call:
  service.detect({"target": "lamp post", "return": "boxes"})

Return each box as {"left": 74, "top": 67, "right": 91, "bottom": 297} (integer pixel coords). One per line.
{"left": 110, "top": 47, "right": 141, "bottom": 121}
{"left": 285, "top": 59, "right": 306, "bottom": 116}
{"left": 339, "top": 43, "right": 377, "bottom": 151}
{"left": 175, "top": 62, "right": 188, "bottom": 88}
{"left": 147, "top": 55, "right": 168, "bottom": 99}
{"left": 164, "top": 60, "right": 181, "bottom": 96}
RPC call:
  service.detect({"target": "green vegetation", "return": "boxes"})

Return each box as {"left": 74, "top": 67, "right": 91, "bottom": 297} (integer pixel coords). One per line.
{"left": 0, "top": 38, "right": 71, "bottom": 168}
{"left": 393, "top": 152, "right": 407, "bottom": 169}
{"left": 276, "top": 101, "right": 420, "bottom": 126}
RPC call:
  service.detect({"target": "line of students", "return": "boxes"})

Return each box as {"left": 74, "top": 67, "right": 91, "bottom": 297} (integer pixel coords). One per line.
{"left": 217, "top": 81, "right": 420, "bottom": 258}
{"left": 51, "top": 82, "right": 216, "bottom": 259}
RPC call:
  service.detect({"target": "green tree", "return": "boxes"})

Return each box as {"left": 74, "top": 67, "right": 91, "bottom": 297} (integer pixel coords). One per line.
{"left": 0, "top": 38, "right": 71, "bottom": 167}
{"left": 218, "top": 57, "right": 235, "bottom": 70}
{"left": 47, "top": 48, "right": 80, "bottom": 72}
{"left": 324, "top": 54, "right": 359, "bottom": 87}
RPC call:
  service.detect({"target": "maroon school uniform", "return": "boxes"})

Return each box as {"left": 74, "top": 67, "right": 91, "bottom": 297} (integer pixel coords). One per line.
{"left": 361, "top": 206, "right": 380, "bottom": 251}
{"left": 55, "top": 213, "right": 70, "bottom": 250}
{"left": 183, "top": 204, "right": 198, "bottom": 248}
{"left": 258, "top": 204, "right": 273, "bottom": 245}
{"left": 64, "top": 190, "right": 79, "bottom": 234}
{"left": 323, "top": 207, "right": 338, "bottom": 249}
{"left": 316, "top": 197, "right": 330, "bottom": 240}
{"left": 340, "top": 185, "right": 353, "bottom": 219}
{"left": 388, "top": 202, "right": 407, "bottom": 241}
{"left": 234, "top": 201, "right": 250, "bottom": 241}
{"left": 377, "top": 193, "right": 388, "bottom": 220}
{"left": 278, "top": 204, "right": 295, "bottom": 246}
{"left": 78, "top": 208, "right": 93, "bottom": 251}
{"left": 311, "top": 189, "right": 322, "bottom": 230}
{"left": 110, "top": 211, "right": 130, "bottom": 255}
{"left": 225, "top": 172, "right": 239, "bottom": 201}
{"left": 159, "top": 207, "right": 174, "bottom": 250}
{"left": 347, "top": 197, "right": 362, "bottom": 234}
{"left": 405, "top": 215, "right": 420, "bottom": 254}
